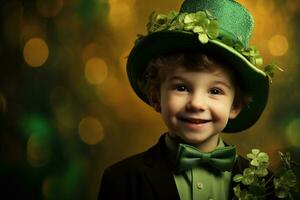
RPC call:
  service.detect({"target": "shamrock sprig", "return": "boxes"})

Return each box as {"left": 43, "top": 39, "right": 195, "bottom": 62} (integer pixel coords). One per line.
{"left": 233, "top": 149, "right": 299, "bottom": 200}
{"left": 146, "top": 10, "right": 219, "bottom": 44}
{"left": 135, "top": 10, "right": 282, "bottom": 80}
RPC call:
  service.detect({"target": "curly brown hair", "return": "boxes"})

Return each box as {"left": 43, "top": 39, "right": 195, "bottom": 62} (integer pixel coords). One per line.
{"left": 138, "top": 50, "right": 252, "bottom": 112}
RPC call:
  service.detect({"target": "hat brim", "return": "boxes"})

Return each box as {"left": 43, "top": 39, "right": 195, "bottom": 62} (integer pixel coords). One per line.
{"left": 127, "top": 31, "right": 269, "bottom": 133}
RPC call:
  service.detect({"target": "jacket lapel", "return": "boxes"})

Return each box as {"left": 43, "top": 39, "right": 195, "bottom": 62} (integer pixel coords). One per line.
{"left": 143, "top": 134, "right": 181, "bottom": 200}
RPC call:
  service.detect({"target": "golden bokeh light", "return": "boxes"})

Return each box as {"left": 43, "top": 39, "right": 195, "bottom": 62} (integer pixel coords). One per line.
{"left": 78, "top": 116, "right": 104, "bottom": 145}
{"left": 23, "top": 38, "right": 49, "bottom": 67}
{"left": 0, "top": 93, "right": 6, "bottom": 113}
{"left": 36, "top": 0, "right": 64, "bottom": 18}
{"left": 27, "top": 134, "right": 52, "bottom": 167}
{"left": 85, "top": 57, "right": 108, "bottom": 85}
{"left": 268, "top": 34, "right": 289, "bottom": 56}
{"left": 108, "top": 0, "right": 133, "bottom": 29}
{"left": 286, "top": 118, "right": 300, "bottom": 147}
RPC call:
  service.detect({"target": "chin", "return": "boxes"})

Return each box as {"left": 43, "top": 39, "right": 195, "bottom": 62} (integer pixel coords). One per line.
{"left": 178, "top": 129, "right": 220, "bottom": 145}
{"left": 180, "top": 133, "right": 209, "bottom": 145}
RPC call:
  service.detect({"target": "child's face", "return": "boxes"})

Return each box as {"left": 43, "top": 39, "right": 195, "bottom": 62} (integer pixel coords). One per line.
{"left": 160, "top": 65, "right": 241, "bottom": 151}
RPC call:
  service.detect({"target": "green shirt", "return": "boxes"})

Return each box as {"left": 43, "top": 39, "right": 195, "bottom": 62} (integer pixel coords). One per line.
{"left": 165, "top": 134, "right": 233, "bottom": 200}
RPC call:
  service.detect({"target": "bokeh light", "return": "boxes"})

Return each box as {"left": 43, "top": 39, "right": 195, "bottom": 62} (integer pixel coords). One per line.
{"left": 22, "top": 114, "right": 51, "bottom": 137}
{"left": 286, "top": 118, "right": 300, "bottom": 147}
{"left": 85, "top": 57, "right": 108, "bottom": 85}
{"left": 108, "top": 0, "right": 133, "bottom": 29}
{"left": 78, "top": 116, "right": 104, "bottom": 145}
{"left": 23, "top": 38, "right": 49, "bottom": 67}
{"left": 26, "top": 133, "right": 52, "bottom": 167}
{"left": 36, "top": 0, "right": 64, "bottom": 18}
{"left": 268, "top": 34, "right": 289, "bottom": 56}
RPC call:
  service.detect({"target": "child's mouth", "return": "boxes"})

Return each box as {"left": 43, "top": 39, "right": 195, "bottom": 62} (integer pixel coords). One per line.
{"left": 178, "top": 117, "right": 211, "bottom": 124}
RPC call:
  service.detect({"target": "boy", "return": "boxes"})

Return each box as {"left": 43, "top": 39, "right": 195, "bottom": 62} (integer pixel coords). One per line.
{"left": 99, "top": 0, "right": 275, "bottom": 199}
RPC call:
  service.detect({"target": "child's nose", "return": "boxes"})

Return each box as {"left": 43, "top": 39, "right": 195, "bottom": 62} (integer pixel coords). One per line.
{"left": 186, "top": 93, "right": 208, "bottom": 112}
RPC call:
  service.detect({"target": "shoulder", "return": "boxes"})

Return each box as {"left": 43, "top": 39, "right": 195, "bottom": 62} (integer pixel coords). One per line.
{"left": 103, "top": 138, "right": 163, "bottom": 176}
{"left": 99, "top": 140, "right": 166, "bottom": 199}
{"left": 105, "top": 151, "right": 147, "bottom": 175}
{"left": 103, "top": 134, "right": 168, "bottom": 175}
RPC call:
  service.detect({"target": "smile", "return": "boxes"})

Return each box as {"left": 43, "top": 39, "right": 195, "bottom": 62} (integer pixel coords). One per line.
{"left": 178, "top": 117, "right": 211, "bottom": 124}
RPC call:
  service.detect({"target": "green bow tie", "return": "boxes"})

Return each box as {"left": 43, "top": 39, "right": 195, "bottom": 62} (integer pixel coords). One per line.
{"left": 175, "top": 144, "right": 237, "bottom": 173}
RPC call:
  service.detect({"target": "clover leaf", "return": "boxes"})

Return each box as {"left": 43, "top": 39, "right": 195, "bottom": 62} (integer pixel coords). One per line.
{"left": 206, "top": 20, "right": 219, "bottom": 39}
{"left": 247, "top": 149, "right": 269, "bottom": 168}
{"left": 255, "top": 166, "right": 268, "bottom": 177}
{"left": 233, "top": 184, "right": 250, "bottom": 200}
{"left": 234, "top": 174, "right": 244, "bottom": 182}
{"left": 198, "top": 32, "right": 209, "bottom": 43}
{"left": 240, "top": 47, "right": 264, "bottom": 67}
{"left": 184, "top": 13, "right": 197, "bottom": 24}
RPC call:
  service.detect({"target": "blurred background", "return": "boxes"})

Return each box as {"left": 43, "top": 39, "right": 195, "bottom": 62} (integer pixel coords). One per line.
{"left": 0, "top": 0, "right": 299, "bottom": 199}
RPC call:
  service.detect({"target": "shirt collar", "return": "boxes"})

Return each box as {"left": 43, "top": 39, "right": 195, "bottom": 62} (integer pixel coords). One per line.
{"left": 164, "top": 133, "right": 225, "bottom": 163}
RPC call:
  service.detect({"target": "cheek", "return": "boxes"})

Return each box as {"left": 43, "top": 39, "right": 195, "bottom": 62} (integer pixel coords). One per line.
{"left": 168, "top": 96, "right": 185, "bottom": 113}
{"left": 210, "top": 100, "right": 234, "bottom": 118}
{"left": 161, "top": 94, "right": 184, "bottom": 116}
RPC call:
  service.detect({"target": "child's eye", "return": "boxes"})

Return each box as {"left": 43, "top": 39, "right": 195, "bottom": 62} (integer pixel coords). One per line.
{"left": 173, "top": 84, "right": 188, "bottom": 92}
{"left": 209, "top": 87, "right": 224, "bottom": 95}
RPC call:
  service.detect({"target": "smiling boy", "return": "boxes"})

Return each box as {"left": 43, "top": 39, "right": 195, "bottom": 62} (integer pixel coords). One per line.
{"left": 159, "top": 56, "right": 241, "bottom": 153}
{"left": 99, "top": 0, "right": 275, "bottom": 199}
{"left": 146, "top": 51, "right": 243, "bottom": 154}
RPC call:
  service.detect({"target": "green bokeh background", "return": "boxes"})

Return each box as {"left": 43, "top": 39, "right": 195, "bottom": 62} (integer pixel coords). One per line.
{"left": 0, "top": 0, "right": 299, "bottom": 199}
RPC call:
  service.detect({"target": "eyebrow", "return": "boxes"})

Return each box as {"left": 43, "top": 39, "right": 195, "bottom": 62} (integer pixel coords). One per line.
{"left": 168, "top": 75, "right": 232, "bottom": 89}
{"left": 168, "top": 76, "right": 188, "bottom": 82}
{"left": 212, "top": 71, "right": 233, "bottom": 89}
{"left": 212, "top": 80, "right": 232, "bottom": 89}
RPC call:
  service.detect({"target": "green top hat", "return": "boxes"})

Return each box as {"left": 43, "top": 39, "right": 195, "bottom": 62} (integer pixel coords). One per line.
{"left": 126, "top": 0, "right": 271, "bottom": 133}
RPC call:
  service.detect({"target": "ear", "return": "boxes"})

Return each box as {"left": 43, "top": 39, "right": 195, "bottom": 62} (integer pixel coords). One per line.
{"left": 229, "top": 104, "right": 242, "bottom": 119}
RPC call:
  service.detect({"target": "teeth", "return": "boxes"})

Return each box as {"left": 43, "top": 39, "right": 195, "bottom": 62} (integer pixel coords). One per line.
{"left": 181, "top": 117, "right": 209, "bottom": 124}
